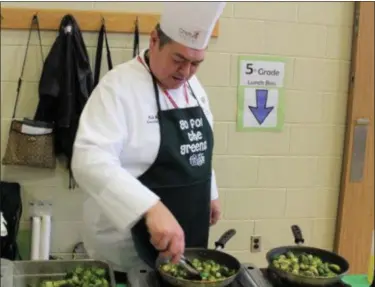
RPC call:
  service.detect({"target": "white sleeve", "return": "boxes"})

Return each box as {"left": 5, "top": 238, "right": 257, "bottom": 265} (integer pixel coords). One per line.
{"left": 210, "top": 170, "right": 219, "bottom": 200}
{"left": 71, "top": 74, "right": 159, "bottom": 234}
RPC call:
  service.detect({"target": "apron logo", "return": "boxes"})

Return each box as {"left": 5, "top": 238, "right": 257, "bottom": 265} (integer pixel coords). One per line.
{"left": 189, "top": 153, "right": 205, "bottom": 167}
{"left": 179, "top": 118, "right": 208, "bottom": 167}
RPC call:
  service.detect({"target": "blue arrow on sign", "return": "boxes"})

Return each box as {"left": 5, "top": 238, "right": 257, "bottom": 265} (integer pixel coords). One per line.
{"left": 248, "top": 89, "right": 274, "bottom": 125}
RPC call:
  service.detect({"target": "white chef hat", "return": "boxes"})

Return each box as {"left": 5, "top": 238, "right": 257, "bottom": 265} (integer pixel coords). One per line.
{"left": 159, "top": 2, "right": 226, "bottom": 50}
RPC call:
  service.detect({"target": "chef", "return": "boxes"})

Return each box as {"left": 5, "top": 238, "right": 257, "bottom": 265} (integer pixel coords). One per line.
{"left": 71, "top": 1, "right": 226, "bottom": 275}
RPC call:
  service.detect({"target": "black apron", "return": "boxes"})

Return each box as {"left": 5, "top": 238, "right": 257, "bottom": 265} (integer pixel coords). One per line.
{"left": 131, "top": 52, "right": 214, "bottom": 268}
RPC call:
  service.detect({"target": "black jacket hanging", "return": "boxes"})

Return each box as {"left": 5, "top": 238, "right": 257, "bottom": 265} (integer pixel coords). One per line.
{"left": 34, "top": 14, "right": 94, "bottom": 187}
{"left": 133, "top": 17, "right": 140, "bottom": 58}
{"left": 93, "top": 19, "right": 113, "bottom": 88}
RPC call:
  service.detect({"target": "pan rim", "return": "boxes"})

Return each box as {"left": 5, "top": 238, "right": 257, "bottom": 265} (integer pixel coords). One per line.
{"left": 156, "top": 247, "right": 242, "bottom": 267}
{"left": 267, "top": 265, "right": 346, "bottom": 280}
{"left": 266, "top": 245, "right": 350, "bottom": 263}
{"left": 157, "top": 267, "right": 239, "bottom": 284}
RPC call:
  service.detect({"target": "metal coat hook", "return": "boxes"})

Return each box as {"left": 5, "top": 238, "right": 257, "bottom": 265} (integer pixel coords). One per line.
{"left": 32, "top": 13, "right": 38, "bottom": 24}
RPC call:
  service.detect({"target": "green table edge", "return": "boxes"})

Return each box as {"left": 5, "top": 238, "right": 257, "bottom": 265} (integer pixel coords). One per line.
{"left": 343, "top": 274, "right": 371, "bottom": 287}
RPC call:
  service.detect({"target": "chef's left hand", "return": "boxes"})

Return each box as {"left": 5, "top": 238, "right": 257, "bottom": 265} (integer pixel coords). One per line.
{"left": 210, "top": 199, "right": 221, "bottom": 226}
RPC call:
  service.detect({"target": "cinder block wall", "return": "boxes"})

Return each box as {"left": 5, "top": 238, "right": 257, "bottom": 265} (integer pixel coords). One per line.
{"left": 0, "top": 2, "right": 354, "bottom": 266}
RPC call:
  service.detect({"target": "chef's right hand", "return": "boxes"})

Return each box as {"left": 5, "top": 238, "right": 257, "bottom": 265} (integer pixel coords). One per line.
{"left": 145, "top": 201, "right": 185, "bottom": 264}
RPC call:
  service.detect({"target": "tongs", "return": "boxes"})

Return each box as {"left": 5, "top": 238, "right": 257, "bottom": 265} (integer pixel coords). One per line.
{"left": 179, "top": 255, "right": 202, "bottom": 280}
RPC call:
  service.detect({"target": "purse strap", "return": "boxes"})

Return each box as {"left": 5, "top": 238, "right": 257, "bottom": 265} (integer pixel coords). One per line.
{"left": 12, "top": 15, "right": 44, "bottom": 120}
{"left": 94, "top": 19, "right": 113, "bottom": 87}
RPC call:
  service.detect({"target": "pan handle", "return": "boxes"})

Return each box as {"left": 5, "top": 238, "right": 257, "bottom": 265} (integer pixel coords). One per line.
{"left": 214, "top": 229, "right": 236, "bottom": 250}
{"left": 291, "top": 225, "right": 305, "bottom": 245}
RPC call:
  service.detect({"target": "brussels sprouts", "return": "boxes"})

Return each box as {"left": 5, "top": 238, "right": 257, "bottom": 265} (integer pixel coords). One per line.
{"left": 272, "top": 251, "right": 342, "bottom": 278}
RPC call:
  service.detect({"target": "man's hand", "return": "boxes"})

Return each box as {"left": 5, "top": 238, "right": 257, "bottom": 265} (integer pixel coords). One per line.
{"left": 144, "top": 201, "right": 185, "bottom": 264}
{"left": 210, "top": 199, "right": 221, "bottom": 226}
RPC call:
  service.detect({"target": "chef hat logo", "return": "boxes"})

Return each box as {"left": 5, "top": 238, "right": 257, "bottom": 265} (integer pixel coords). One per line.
{"left": 178, "top": 28, "right": 201, "bottom": 43}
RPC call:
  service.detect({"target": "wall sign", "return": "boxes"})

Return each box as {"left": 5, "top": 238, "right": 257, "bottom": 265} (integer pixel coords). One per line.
{"left": 237, "top": 55, "right": 286, "bottom": 132}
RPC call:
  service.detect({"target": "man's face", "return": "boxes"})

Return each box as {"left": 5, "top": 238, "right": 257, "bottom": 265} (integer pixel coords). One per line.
{"left": 149, "top": 30, "right": 205, "bottom": 90}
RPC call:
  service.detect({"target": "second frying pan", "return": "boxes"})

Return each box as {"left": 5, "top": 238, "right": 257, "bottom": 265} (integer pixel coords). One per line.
{"left": 266, "top": 225, "right": 350, "bottom": 286}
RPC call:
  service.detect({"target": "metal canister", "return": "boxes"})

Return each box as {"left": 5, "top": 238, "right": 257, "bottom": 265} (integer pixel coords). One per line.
{"left": 1, "top": 258, "right": 14, "bottom": 287}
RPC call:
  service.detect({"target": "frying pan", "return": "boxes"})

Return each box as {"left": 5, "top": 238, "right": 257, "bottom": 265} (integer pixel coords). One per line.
{"left": 155, "top": 229, "right": 241, "bottom": 287}
{"left": 266, "top": 225, "right": 350, "bottom": 286}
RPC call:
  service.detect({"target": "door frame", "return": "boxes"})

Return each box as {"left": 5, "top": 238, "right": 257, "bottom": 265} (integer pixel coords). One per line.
{"left": 334, "top": 2, "right": 374, "bottom": 274}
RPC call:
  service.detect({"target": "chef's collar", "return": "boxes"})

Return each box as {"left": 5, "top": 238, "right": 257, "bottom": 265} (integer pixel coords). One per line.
{"left": 138, "top": 49, "right": 150, "bottom": 73}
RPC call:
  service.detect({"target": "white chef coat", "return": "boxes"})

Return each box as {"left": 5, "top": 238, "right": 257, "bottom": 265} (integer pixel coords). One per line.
{"left": 71, "top": 49, "right": 219, "bottom": 272}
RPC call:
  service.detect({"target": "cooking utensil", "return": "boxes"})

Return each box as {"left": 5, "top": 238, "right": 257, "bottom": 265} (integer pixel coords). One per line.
{"left": 266, "top": 225, "right": 350, "bottom": 286}
{"left": 155, "top": 229, "right": 241, "bottom": 287}
{"left": 179, "top": 255, "right": 202, "bottom": 280}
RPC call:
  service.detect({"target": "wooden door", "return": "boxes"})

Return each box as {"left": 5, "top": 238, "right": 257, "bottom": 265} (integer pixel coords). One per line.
{"left": 335, "top": 2, "right": 374, "bottom": 274}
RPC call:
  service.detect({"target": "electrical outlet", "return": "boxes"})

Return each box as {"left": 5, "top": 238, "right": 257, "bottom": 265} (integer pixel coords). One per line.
{"left": 250, "top": 235, "right": 262, "bottom": 253}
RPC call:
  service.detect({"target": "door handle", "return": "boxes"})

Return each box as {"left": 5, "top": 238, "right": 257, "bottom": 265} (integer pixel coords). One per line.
{"left": 350, "top": 118, "right": 370, "bottom": 182}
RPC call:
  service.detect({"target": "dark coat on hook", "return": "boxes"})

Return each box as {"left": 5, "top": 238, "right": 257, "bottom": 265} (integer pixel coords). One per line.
{"left": 34, "top": 14, "right": 94, "bottom": 177}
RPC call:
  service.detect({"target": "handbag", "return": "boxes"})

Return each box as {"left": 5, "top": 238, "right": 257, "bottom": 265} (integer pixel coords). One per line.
{"left": 2, "top": 15, "right": 56, "bottom": 169}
